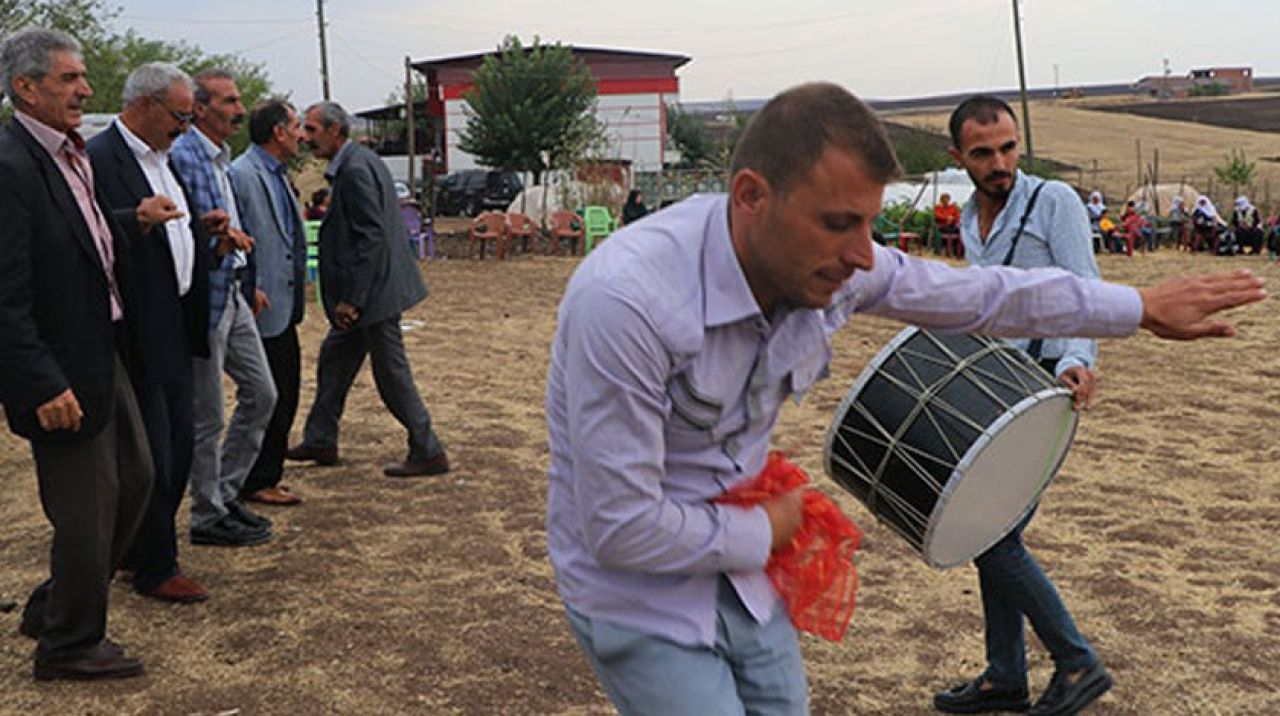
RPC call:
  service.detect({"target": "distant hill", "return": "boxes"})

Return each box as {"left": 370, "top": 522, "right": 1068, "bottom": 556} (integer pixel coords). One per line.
{"left": 1087, "top": 94, "right": 1280, "bottom": 133}
{"left": 679, "top": 76, "right": 1280, "bottom": 115}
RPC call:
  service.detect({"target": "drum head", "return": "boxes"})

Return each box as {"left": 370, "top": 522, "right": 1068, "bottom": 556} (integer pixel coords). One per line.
{"left": 922, "top": 390, "right": 1077, "bottom": 568}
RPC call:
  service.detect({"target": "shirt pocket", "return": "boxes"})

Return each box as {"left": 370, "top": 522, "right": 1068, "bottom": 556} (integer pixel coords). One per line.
{"left": 666, "top": 370, "right": 724, "bottom": 447}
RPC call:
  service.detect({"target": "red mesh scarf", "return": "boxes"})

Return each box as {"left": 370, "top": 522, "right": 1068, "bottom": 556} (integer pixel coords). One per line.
{"left": 713, "top": 452, "right": 862, "bottom": 641}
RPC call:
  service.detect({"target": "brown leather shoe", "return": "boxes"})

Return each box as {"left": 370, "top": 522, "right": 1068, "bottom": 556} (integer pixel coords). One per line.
{"left": 383, "top": 453, "right": 450, "bottom": 478}
{"left": 285, "top": 443, "right": 339, "bottom": 465}
{"left": 34, "top": 643, "right": 144, "bottom": 681}
{"left": 244, "top": 486, "right": 303, "bottom": 506}
{"left": 137, "top": 574, "right": 209, "bottom": 604}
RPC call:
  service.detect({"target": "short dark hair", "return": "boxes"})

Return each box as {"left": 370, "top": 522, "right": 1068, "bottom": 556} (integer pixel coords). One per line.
{"left": 249, "top": 99, "right": 293, "bottom": 145}
{"left": 948, "top": 95, "right": 1017, "bottom": 148}
{"left": 192, "top": 68, "right": 234, "bottom": 105}
{"left": 729, "top": 82, "right": 901, "bottom": 196}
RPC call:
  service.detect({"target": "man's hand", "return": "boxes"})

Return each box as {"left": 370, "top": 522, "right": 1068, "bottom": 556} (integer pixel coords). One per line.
{"left": 253, "top": 289, "right": 270, "bottom": 317}
{"left": 36, "top": 389, "right": 82, "bottom": 432}
{"left": 136, "top": 195, "right": 184, "bottom": 233}
{"left": 1058, "top": 365, "right": 1097, "bottom": 411}
{"left": 333, "top": 301, "right": 360, "bottom": 331}
{"left": 201, "top": 208, "right": 230, "bottom": 237}
{"left": 1139, "top": 269, "right": 1266, "bottom": 339}
{"left": 762, "top": 489, "right": 804, "bottom": 552}
{"left": 226, "top": 227, "right": 255, "bottom": 252}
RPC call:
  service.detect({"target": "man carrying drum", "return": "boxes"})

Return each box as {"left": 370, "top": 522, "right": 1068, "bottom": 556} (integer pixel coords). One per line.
{"left": 544, "top": 82, "right": 1264, "bottom": 716}
{"left": 934, "top": 94, "right": 1107, "bottom": 716}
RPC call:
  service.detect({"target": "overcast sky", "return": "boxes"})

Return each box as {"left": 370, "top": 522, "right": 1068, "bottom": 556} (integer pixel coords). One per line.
{"left": 109, "top": 1, "right": 1280, "bottom": 113}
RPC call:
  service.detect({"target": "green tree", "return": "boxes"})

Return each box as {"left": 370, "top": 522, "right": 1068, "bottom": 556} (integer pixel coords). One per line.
{"left": 0, "top": 0, "right": 116, "bottom": 39}
{"left": 4, "top": 3, "right": 274, "bottom": 153}
{"left": 1213, "top": 148, "right": 1256, "bottom": 197}
{"left": 666, "top": 103, "right": 717, "bottom": 169}
{"left": 457, "top": 35, "right": 602, "bottom": 185}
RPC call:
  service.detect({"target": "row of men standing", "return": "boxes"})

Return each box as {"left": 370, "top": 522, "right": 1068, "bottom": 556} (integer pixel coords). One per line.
{"left": 0, "top": 27, "right": 447, "bottom": 680}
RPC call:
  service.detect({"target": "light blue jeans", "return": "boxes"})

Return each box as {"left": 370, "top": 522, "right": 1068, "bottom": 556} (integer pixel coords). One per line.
{"left": 565, "top": 578, "right": 808, "bottom": 715}
{"left": 976, "top": 507, "right": 1098, "bottom": 689}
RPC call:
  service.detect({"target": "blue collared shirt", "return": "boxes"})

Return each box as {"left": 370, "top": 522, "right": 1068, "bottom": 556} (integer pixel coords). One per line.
{"left": 546, "top": 194, "right": 1142, "bottom": 647}
{"left": 251, "top": 144, "right": 298, "bottom": 247}
{"left": 960, "top": 170, "right": 1101, "bottom": 375}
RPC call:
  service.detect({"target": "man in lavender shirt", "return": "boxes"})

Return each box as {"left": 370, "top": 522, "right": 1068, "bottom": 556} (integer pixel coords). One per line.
{"left": 545, "top": 82, "right": 1264, "bottom": 715}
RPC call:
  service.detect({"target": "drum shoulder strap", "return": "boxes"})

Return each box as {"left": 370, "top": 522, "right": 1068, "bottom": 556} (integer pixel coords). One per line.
{"left": 1000, "top": 181, "right": 1047, "bottom": 268}
{"left": 1001, "top": 180, "right": 1048, "bottom": 361}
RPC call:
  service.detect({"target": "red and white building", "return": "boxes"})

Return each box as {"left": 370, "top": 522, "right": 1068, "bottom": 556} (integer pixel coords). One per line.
{"left": 410, "top": 46, "right": 690, "bottom": 174}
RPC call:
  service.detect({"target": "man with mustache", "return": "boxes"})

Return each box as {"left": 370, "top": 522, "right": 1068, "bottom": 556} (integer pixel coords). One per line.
{"left": 171, "top": 69, "right": 277, "bottom": 547}
{"left": 88, "top": 62, "right": 214, "bottom": 604}
{"left": 1, "top": 26, "right": 152, "bottom": 681}
{"left": 287, "top": 102, "right": 448, "bottom": 478}
{"left": 934, "top": 95, "right": 1110, "bottom": 716}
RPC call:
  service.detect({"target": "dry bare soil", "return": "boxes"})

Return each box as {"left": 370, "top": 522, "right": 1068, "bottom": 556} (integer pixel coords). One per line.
{"left": 2, "top": 246, "right": 1278, "bottom": 715}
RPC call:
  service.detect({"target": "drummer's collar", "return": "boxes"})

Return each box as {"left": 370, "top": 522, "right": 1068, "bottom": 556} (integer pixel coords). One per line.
{"left": 704, "top": 197, "right": 764, "bottom": 327}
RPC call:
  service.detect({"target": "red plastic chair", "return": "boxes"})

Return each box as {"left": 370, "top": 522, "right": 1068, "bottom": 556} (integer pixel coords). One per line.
{"left": 506, "top": 211, "right": 538, "bottom": 255}
{"left": 549, "top": 210, "right": 584, "bottom": 256}
{"left": 469, "top": 211, "right": 509, "bottom": 260}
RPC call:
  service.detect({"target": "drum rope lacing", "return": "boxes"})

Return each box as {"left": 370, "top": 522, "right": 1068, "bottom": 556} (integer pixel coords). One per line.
{"left": 832, "top": 334, "right": 1056, "bottom": 547}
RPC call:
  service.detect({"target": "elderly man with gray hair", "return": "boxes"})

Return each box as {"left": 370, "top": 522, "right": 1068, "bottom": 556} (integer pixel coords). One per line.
{"left": 88, "top": 61, "right": 217, "bottom": 605}
{"left": 286, "top": 101, "right": 449, "bottom": 477}
{"left": 0, "top": 27, "right": 152, "bottom": 681}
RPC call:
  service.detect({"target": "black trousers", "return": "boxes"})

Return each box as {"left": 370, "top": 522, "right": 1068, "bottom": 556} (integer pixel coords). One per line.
{"left": 24, "top": 357, "right": 153, "bottom": 660}
{"left": 300, "top": 314, "right": 444, "bottom": 461}
{"left": 243, "top": 324, "right": 301, "bottom": 494}
{"left": 122, "top": 369, "right": 194, "bottom": 592}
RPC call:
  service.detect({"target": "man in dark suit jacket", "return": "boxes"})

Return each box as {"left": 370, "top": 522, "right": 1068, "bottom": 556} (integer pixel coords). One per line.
{"left": 88, "top": 62, "right": 216, "bottom": 604}
{"left": 0, "top": 28, "right": 151, "bottom": 681}
{"left": 232, "top": 99, "right": 309, "bottom": 505}
{"left": 287, "top": 101, "right": 449, "bottom": 477}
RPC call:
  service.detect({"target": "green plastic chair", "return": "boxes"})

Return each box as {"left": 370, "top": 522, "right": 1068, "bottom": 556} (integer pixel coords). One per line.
{"left": 304, "top": 220, "right": 322, "bottom": 306}
{"left": 582, "top": 206, "right": 614, "bottom": 253}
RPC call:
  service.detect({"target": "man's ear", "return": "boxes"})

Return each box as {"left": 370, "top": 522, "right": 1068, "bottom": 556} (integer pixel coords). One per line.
{"left": 730, "top": 168, "right": 771, "bottom": 218}
{"left": 947, "top": 145, "right": 963, "bottom": 167}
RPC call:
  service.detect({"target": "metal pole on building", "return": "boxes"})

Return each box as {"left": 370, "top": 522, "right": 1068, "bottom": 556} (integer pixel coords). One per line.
{"left": 316, "top": 0, "right": 331, "bottom": 101}
{"left": 405, "top": 56, "right": 416, "bottom": 196}
{"left": 1011, "top": 0, "right": 1034, "bottom": 162}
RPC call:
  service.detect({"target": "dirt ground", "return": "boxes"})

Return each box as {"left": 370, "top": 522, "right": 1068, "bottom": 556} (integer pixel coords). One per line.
{"left": 1, "top": 243, "right": 1278, "bottom": 715}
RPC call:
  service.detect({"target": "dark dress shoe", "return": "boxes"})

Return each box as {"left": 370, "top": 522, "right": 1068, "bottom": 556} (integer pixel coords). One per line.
{"left": 383, "top": 453, "right": 450, "bottom": 478}
{"left": 34, "top": 643, "right": 144, "bottom": 681}
{"left": 19, "top": 616, "right": 41, "bottom": 639}
{"left": 226, "top": 499, "right": 273, "bottom": 530}
{"left": 191, "top": 514, "right": 271, "bottom": 547}
{"left": 935, "top": 676, "right": 1030, "bottom": 713}
{"left": 285, "top": 443, "right": 339, "bottom": 465}
{"left": 137, "top": 574, "right": 209, "bottom": 604}
{"left": 1029, "top": 662, "right": 1112, "bottom": 716}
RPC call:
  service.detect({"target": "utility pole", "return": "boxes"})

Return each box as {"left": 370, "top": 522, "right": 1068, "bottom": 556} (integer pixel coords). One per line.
{"left": 316, "top": 0, "right": 331, "bottom": 100}
{"left": 1011, "top": 0, "right": 1034, "bottom": 161}
{"left": 405, "top": 55, "right": 415, "bottom": 195}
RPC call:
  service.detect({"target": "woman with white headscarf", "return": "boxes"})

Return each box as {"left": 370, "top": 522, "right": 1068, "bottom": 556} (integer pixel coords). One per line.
{"left": 1231, "top": 195, "right": 1264, "bottom": 255}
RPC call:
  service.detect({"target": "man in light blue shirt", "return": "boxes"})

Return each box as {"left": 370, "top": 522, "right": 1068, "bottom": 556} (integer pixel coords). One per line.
{"left": 937, "top": 95, "right": 1107, "bottom": 716}
{"left": 545, "top": 83, "right": 1264, "bottom": 716}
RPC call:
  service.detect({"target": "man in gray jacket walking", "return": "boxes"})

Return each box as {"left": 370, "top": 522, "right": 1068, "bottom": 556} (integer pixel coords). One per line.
{"left": 286, "top": 101, "right": 449, "bottom": 477}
